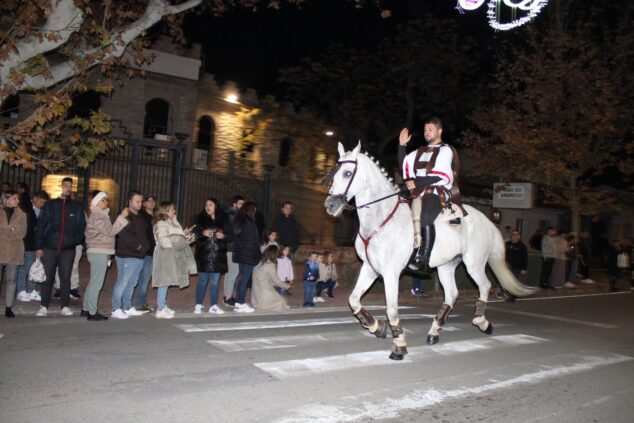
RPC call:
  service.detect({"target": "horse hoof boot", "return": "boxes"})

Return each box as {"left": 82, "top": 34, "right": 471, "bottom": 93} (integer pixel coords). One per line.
{"left": 483, "top": 322, "right": 493, "bottom": 335}
{"left": 389, "top": 352, "right": 404, "bottom": 361}
{"left": 374, "top": 320, "right": 388, "bottom": 339}
{"left": 426, "top": 335, "right": 439, "bottom": 345}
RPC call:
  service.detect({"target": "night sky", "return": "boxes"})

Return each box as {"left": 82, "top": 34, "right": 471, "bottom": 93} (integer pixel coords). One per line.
{"left": 184, "top": 0, "right": 490, "bottom": 98}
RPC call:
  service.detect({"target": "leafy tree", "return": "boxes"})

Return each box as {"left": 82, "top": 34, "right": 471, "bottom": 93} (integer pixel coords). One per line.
{"left": 463, "top": 1, "right": 633, "bottom": 230}
{"left": 278, "top": 17, "right": 482, "bottom": 160}
{"left": 1, "top": 0, "right": 339, "bottom": 169}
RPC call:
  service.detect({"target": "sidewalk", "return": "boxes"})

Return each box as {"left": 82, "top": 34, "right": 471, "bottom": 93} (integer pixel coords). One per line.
{"left": 4, "top": 259, "right": 632, "bottom": 316}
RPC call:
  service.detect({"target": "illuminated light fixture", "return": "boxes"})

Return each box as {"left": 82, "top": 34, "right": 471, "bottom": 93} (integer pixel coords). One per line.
{"left": 225, "top": 93, "right": 238, "bottom": 104}
{"left": 457, "top": 0, "right": 548, "bottom": 31}
{"left": 458, "top": 0, "right": 486, "bottom": 11}
{"left": 324, "top": 130, "right": 334, "bottom": 137}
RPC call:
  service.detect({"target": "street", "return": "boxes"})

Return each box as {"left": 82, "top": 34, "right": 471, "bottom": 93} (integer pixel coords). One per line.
{"left": 1, "top": 291, "right": 633, "bottom": 423}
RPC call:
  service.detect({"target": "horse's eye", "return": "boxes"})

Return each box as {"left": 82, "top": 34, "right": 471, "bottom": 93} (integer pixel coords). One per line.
{"left": 343, "top": 170, "right": 353, "bottom": 177}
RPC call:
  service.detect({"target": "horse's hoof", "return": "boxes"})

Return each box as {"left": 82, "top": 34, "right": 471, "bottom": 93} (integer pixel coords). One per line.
{"left": 426, "top": 335, "right": 439, "bottom": 345}
{"left": 483, "top": 322, "right": 494, "bottom": 335}
{"left": 389, "top": 353, "right": 404, "bottom": 361}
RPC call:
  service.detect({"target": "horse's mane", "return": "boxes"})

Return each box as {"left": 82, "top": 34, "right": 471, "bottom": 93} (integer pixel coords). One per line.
{"left": 356, "top": 151, "right": 400, "bottom": 194}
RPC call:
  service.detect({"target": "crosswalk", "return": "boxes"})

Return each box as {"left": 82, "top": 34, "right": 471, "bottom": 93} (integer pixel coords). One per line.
{"left": 173, "top": 309, "right": 633, "bottom": 422}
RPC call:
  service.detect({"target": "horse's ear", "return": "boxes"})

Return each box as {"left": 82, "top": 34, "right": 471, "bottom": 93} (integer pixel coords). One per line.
{"left": 337, "top": 142, "right": 345, "bottom": 158}
{"left": 351, "top": 141, "right": 362, "bottom": 158}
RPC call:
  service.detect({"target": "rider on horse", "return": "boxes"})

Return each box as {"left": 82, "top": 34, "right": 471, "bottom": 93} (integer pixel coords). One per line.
{"left": 398, "top": 116, "right": 462, "bottom": 271}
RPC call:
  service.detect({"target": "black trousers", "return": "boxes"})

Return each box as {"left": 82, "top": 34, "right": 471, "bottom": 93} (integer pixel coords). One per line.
{"left": 420, "top": 194, "right": 442, "bottom": 226}
{"left": 41, "top": 247, "right": 76, "bottom": 308}
{"left": 539, "top": 257, "right": 555, "bottom": 288}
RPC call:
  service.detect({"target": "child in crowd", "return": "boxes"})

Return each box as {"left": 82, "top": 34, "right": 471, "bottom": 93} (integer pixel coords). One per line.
{"left": 315, "top": 251, "right": 338, "bottom": 302}
{"left": 261, "top": 230, "right": 280, "bottom": 253}
{"left": 303, "top": 251, "right": 319, "bottom": 307}
{"left": 276, "top": 245, "right": 294, "bottom": 296}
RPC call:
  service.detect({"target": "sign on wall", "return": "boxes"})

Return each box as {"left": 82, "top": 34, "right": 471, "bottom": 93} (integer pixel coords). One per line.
{"left": 492, "top": 183, "right": 533, "bottom": 209}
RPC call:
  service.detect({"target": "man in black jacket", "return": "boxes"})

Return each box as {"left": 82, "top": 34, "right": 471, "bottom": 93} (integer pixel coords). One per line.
{"left": 34, "top": 178, "right": 86, "bottom": 317}
{"left": 502, "top": 230, "right": 528, "bottom": 301}
{"left": 132, "top": 195, "right": 156, "bottom": 312}
{"left": 16, "top": 190, "right": 49, "bottom": 302}
{"left": 271, "top": 201, "right": 299, "bottom": 254}
{"left": 111, "top": 191, "right": 150, "bottom": 319}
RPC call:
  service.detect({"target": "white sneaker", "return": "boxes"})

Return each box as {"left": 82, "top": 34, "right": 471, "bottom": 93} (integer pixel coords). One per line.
{"left": 155, "top": 308, "right": 174, "bottom": 319}
{"left": 563, "top": 282, "right": 576, "bottom": 288}
{"left": 234, "top": 303, "right": 254, "bottom": 313}
{"left": 313, "top": 296, "right": 325, "bottom": 303}
{"left": 111, "top": 308, "right": 129, "bottom": 319}
{"left": 29, "top": 291, "right": 41, "bottom": 301}
{"left": 125, "top": 306, "right": 148, "bottom": 316}
{"left": 60, "top": 307, "right": 73, "bottom": 316}
{"left": 194, "top": 304, "right": 203, "bottom": 314}
{"left": 580, "top": 279, "right": 595, "bottom": 284}
{"left": 36, "top": 306, "right": 47, "bottom": 317}
{"left": 209, "top": 305, "right": 225, "bottom": 315}
{"left": 17, "top": 291, "right": 31, "bottom": 302}
{"left": 164, "top": 306, "right": 175, "bottom": 316}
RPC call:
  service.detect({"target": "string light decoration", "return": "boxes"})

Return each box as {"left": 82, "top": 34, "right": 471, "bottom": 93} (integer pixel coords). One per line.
{"left": 457, "top": 0, "right": 549, "bottom": 31}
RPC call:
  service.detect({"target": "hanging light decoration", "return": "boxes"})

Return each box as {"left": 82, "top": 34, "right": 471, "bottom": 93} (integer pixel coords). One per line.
{"left": 457, "top": 0, "right": 549, "bottom": 31}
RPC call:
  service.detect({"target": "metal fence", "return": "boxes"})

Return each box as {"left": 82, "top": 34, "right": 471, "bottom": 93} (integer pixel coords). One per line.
{"left": 1, "top": 138, "right": 357, "bottom": 247}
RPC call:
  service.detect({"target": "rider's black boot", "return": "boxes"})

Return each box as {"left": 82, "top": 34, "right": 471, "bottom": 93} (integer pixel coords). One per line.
{"left": 408, "top": 225, "right": 435, "bottom": 271}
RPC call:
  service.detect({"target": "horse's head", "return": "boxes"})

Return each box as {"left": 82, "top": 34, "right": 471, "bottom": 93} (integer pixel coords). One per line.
{"left": 324, "top": 142, "right": 362, "bottom": 217}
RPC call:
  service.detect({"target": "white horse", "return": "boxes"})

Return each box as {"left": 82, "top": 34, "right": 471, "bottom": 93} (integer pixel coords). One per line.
{"left": 324, "top": 142, "right": 537, "bottom": 360}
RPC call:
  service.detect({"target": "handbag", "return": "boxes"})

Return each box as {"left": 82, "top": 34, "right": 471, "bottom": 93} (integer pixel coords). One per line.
{"left": 617, "top": 252, "right": 630, "bottom": 269}
{"left": 28, "top": 257, "right": 47, "bottom": 283}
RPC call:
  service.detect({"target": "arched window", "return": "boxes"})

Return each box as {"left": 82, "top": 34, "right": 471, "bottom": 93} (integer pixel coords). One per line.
{"left": 278, "top": 137, "right": 291, "bottom": 167}
{"left": 143, "top": 98, "right": 170, "bottom": 138}
{"left": 197, "top": 115, "right": 215, "bottom": 151}
{"left": 67, "top": 91, "right": 101, "bottom": 118}
{"left": 0, "top": 95, "right": 20, "bottom": 118}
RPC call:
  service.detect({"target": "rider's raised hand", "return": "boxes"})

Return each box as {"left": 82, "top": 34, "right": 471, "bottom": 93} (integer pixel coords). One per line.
{"left": 399, "top": 128, "right": 412, "bottom": 146}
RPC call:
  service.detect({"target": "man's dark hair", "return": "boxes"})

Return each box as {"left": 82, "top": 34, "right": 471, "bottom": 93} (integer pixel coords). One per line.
{"left": 424, "top": 116, "right": 443, "bottom": 129}
{"left": 282, "top": 201, "right": 293, "bottom": 208}
{"left": 33, "top": 190, "right": 49, "bottom": 200}
{"left": 61, "top": 177, "right": 73, "bottom": 184}
{"left": 232, "top": 194, "right": 244, "bottom": 204}
{"left": 128, "top": 190, "right": 143, "bottom": 202}
{"left": 17, "top": 182, "right": 29, "bottom": 191}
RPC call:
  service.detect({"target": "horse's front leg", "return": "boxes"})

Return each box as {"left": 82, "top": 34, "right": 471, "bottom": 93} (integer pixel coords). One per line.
{"left": 427, "top": 258, "right": 460, "bottom": 345}
{"left": 350, "top": 264, "right": 387, "bottom": 338}
{"left": 384, "top": 272, "right": 407, "bottom": 360}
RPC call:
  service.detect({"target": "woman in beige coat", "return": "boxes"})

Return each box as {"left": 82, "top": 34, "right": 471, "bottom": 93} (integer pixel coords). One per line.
{"left": 251, "top": 245, "right": 291, "bottom": 312}
{"left": 152, "top": 201, "right": 196, "bottom": 319}
{"left": 0, "top": 191, "right": 27, "bottom": 318}
{"left": 83, "top": 192, "right": 129, "bottom": 321}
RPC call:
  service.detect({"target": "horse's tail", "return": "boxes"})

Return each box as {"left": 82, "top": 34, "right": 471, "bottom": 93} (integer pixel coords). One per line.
{"left": 487, "top": 233, "right": 539, "bottom": 297}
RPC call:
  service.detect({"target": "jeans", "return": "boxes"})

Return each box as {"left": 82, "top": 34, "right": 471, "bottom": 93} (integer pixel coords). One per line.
{"left": 111, "top": 257, "right": 143, "bottom": 311}
{"left": 157, "top": 286, "right": 168, "bottom": 310}
{"left": 225, "top": 252, "right": 239, "bottom": 298}
{"left": 303, "top": 280, "right": 316, "bottom": 306}
{"left": 41, "top": 247, "right": 76, "bottom": 308}
{"left": 411, "top": 277, "right": 424, "bottom": 293}
{"left": 236, "top": 263, "right": 254, "bottom": 304}
{"left": 16, "top": 250, "right": 37, "bottom": 293}
{"left": 0, "top": 263, "right": 18, "bottom": 308}
{"left": 84, "top": 253, "right": 109, "bottom": 314}
{"left": 133, "top": 255, "right": 153, "bottom": 306}
{"left": 539, "top": 258, "right": 555, "bottom": 288}
{"left": 315, "top": 279, "right": 335, "bottom": 296}
{"left": 196, "top": 272, "right": 222, "bottom": 306}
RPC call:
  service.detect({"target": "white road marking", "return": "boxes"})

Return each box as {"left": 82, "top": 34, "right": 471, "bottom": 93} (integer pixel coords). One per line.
{"left": 274, "top": 354, "right": 633, "bottom": 423}
{"left": 175, "top": 314, "right": 435, "bottom": 333}
{"left": 208, "top": 335, "right": 328, "bottom": 352}
{"left": 254, "top": 334, "right": 548, "bottom": 379}
{"left": 487, "top": 306, "right": 619, "bottom": 329}
{"left": 488, "top": 291, "right": 631, "bottom": 303}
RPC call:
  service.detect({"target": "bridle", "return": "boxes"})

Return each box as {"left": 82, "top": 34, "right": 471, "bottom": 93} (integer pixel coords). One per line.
{"left": 325, "top": 156, "right": 406, "bottom": 274}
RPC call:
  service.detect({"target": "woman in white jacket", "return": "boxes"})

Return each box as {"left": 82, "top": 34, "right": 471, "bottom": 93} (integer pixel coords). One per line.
{"left": 84, "top": 192, "right": 128, "bottom": 321}
{"left": 152, "top": 201, "right": 196, "bottom": 319}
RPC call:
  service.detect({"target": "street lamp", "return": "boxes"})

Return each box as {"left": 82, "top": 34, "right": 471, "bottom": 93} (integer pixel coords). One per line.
{"left": 226, "top": 93, "right": 239, "bottom": 104}
{"left": 324, "top": 130, "right": 334, "bottom": 137}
